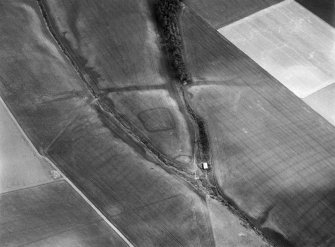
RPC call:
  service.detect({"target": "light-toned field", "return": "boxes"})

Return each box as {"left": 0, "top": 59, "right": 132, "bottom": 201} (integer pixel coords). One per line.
{"left": 219, "top": 0, "right": 335, "bottom": 136}
{"left": 219, "top": 0, "right": 335, "bottom": 98}
{"left": 0, "top": 101, "right": 58, "bottom": 193}
{"left": 207, "top": 197, "right": 270, "bottom": 247}
{"left": 304, "top": 83, "right": 335, "bottom": 126}
{"left": 2, "top": 0, "right": 334, "bottom": 246}
{"left": 181, "top": 4, "right": 335, "bottom": 246}
{"left": 109, "top": 90, "right": 194, "bottom": 170}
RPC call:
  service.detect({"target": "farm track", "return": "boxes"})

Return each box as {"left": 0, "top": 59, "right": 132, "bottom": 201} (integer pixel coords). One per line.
{"left": 101, "top": 84, "right": 167, "bottom": 93}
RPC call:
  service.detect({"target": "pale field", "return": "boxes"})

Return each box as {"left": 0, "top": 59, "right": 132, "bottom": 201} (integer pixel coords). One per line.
{"left": 0, "top": 100, "right": 58, "bottom": 194}
{"left": 219, "top": 0, "right": 335, "bottom": 135}
{"left": 303, "top": 83, "right": 335, "bottom": 127}
{"left": 207, "top": 197, "right": 270, "bottom": 247}
{"left": 219, "top": 0, "right": 335, "bottom": 98}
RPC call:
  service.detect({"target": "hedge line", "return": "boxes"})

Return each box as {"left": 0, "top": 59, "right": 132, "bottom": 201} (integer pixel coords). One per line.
{"left": 155, "top": 0, "right": 190, "bottom": 84}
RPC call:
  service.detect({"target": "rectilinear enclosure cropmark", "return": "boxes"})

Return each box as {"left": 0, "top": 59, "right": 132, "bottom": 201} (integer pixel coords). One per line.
{"left": 138, "top": 107, "right": 176, "bottom": 132}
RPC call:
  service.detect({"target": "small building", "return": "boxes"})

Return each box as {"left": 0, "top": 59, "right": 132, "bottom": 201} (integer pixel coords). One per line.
{"left": 201, "top": 162, "right": 209, "bottom": 170}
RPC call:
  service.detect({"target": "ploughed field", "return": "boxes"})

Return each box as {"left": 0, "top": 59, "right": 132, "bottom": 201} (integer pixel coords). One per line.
{"left": 181, "top": 2, "right": 335, "bottom": 246}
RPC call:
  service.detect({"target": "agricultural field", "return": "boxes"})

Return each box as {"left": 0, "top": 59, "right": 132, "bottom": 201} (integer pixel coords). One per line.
{"left": 1, "top": 0, "right": 335, "bottom": 246}
{"left": 206, "top": 197, "right": 270, "bottom": 247}
{"left": 109, "top": 90, "right": 194, "bottom": 170}
{"left": 304, "top": 83, "right": 335, "bottom": 126}
{"left": 47, "top": 104, "right": 215, "bottom": 246}
{"left": 0, "top": 101, "right": 58, "bottom": 193}
{"left": 0, "top": 97, "right": 128, "bottom": 247}
{"left": 297, "top": 0, "right": 335, "bottom": 27}
{"left": 43, "top": 0, "right": 168, "bottom": 89}
{"left": 41, "top": 0, "right": 196, "bottom": 168}
{"left": 184, "top": 0, "right": 283, "bottom": 28}
{"left": 0, "top": 0, "right": 90, "bottom": 149}
{"left": 219, "top": 0, "right": 335, "bottom": 136}
{"left": 181, "top": 3, "right": 335, "bottom": 246}
{"left": 219, "top": 0, "right": 335, "bottom": 99}
{"left": 0, "top": 0, "right": 214, "bottom": 246}
{"left": 0, "top": 180, "right": 129, "bottom": 247}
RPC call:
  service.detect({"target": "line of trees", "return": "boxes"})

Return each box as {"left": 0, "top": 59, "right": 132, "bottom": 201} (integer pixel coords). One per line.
{"left": 155, "top": 0, "right": 190, "bottom": 84}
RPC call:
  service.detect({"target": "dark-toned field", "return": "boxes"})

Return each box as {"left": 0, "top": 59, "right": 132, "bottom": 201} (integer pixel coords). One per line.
{"left": 181, "top": 5, "right": 335, "bottom": 247}
{"left": 184, "top": 0, "right": 283, "bottom": 29}
{"left": 297, "top": 0, "right": 335, "bottom": 27}
{"left": 0, "top": 180, "right": 128, "bottom": 247}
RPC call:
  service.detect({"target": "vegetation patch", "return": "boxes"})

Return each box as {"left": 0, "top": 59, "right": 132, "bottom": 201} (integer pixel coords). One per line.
{"left": 155, "top": 0, "right": 190, "bottom": 84}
